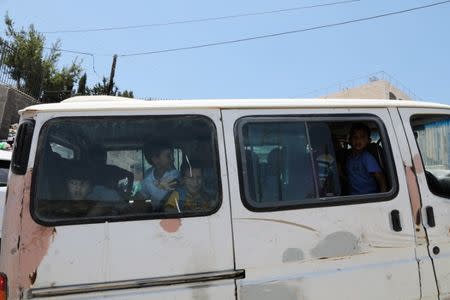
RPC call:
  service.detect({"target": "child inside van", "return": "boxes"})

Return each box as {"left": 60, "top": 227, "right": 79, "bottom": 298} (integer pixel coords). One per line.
{"left": 347, "top": 123, "right": 387, "bottom": 195}
{"left": 141, "top": 140, "right": 180, "bottom": 210}
{"left": 164, "top": 161, "right": 210, "bottom": 212}
{"left": 66, "top": 164, "right": 123, "bottom": 202}
{"left": 66, "top": 167, "right": 91, "bottom": 201}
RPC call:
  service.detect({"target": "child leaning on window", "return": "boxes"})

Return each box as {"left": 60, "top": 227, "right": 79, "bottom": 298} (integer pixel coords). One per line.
{"left": 140, "top": 140, "right": 180, "bottom": 210}
{"left": 164, "top": 161, "right": 210, "bottom": 213}
{"left": 346, "top": 123, "right": 387, "bottom": 195}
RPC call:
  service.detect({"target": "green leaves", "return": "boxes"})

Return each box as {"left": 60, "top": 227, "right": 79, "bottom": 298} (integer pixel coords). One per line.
{"left": 1, "top": 14, "right": 134, "bottom": 102}
{"left": 2, "top": 14, "right": 82, "bottom": 102}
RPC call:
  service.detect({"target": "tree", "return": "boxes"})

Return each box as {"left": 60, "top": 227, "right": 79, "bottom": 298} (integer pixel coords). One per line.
{"left": 0, "top": 14, "right": 82, "bottom": 102}
{"left": 89, "top": 77, "right": 115, "bottom": 95}
{"left": 76, "top": 73, "right": 87, "bottom": 95}
{"left": 118, "top": 90, "right": 134, "bottom": 98}
{"left": 42, "top": 60, "right": 82, "bottom": 102}
{"left": 78, "top": 75, "right": 134, "bottom": 98}
{"left": 1, "top": 15, "right": 134, "bottom": 101}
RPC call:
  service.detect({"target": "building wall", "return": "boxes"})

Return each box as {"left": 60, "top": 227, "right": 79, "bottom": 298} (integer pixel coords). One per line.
{"left": 0, "top": 85, "right": 36, "bottom": 139}
{"left": 321, "top": 80, "right": 412, "bottom": 100}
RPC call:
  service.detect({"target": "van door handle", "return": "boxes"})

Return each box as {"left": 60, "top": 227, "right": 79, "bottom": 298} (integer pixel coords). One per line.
{"left": 391, "top": 210, "right": 402, "bottom": 232}
{"left": 426, "top": 206, "right": 436, "bottom": 227}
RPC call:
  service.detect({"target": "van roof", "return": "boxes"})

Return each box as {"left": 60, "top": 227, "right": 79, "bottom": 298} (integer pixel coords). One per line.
{"left": 20, "top": 96, "right": 450, "bottom": 114}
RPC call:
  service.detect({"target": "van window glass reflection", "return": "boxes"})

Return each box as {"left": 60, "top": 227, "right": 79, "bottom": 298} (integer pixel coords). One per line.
{"left": 239, "top": 118, "right": 393, "bottom": 209}
{"left": 34, "top": 116, "right": 220, "bottom": 223}
{"left": 412, "top": 115, "right": 450, "bottom": 197}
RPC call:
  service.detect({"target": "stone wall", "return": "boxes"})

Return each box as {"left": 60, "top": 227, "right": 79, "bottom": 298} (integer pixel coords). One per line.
{"left": 0, "top": 85, "right": 36, "bottom": 139}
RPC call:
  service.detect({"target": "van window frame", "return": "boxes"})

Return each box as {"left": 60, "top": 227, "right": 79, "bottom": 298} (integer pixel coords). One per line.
{"left": 410, "top": 113, "right": 450, "bottom": 199}
{"left": 235, "top": 114, "right": 399, "bottom": 212}
{"left": 11, "top": 119, "right": 35, "bottom": 175}
{"left": 30, "top": 115, "right": 223, "bottom": 226}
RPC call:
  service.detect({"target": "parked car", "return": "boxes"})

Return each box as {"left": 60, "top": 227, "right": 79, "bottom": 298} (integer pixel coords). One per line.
{"left": 0, "top": 149, "right": 11, "bottom": 242}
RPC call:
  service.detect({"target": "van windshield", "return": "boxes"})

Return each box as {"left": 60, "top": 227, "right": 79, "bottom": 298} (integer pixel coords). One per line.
{"left": 33, "top": 116, "right": 221, "bottom": 224}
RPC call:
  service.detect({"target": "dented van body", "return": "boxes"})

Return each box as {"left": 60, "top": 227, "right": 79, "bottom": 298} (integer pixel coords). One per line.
{"left": 1, "top": 96, "right": 450, "bottom": 299}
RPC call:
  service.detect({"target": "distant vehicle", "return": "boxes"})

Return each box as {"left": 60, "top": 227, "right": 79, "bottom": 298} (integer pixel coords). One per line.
{"left": 0, "top": 149, "right": 11, "bottom": 241}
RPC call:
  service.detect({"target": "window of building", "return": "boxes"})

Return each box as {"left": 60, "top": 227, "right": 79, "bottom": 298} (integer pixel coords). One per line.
{"left": 236, "top": 116, "right": 396, "bottom": 211}
{"left": 412, "top": 115, "right": 450, "bottom": 198}
{"left": 32, "top": 115, "right": 221, "bottom": 225}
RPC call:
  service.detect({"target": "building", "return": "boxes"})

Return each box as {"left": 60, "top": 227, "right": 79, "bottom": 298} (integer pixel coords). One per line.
{"left": 321, "top": 79, "right": 412, "bottom": 100}
{"left": 315, "top": 72, "right": 418, "bottom": 101}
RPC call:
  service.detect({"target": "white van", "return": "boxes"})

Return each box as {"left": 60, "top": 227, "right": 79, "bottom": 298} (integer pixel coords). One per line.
{"left": 1, "top": 96, "right": 450, "bottom": 300}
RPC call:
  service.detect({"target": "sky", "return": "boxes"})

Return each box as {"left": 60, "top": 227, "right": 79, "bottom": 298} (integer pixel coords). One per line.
{"left": 1, "top": 0, "right": 449, "bottom": 103}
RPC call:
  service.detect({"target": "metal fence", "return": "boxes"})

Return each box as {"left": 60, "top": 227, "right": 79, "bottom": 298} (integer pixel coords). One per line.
{"left": 0, "top": 43, "right": 18, "bottom": 87}
{"left": 0, "top": 43, "right": 37, "bottom": 99}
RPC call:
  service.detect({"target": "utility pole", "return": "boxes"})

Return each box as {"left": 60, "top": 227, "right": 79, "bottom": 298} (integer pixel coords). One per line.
{"left": 107, "top": 54, "right": 117, "bottom": 95}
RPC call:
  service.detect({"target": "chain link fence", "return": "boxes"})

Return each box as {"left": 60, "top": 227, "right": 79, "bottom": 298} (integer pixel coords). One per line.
{"left": 0, "top": 44, "right": 18, "bottom": 87}
{"left": 0, "top": 43, "right": 39, "bottom": 100}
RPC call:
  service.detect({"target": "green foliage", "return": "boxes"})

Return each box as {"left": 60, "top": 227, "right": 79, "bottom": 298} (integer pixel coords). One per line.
{"left": 1, "top": 15, "right": 46, "bottom": 97}
{"left": 1, "top": 14, "right": 134, "bottom": 101}
{"left": 76, "top": 73, "right": 87, "bottom": 95}
{"left": 42, "top": 58, "right": 83, "bottom": 103}
{"left": 118, "top": 90, "right": 134, "bottom": 98}
{"left": 0, "top": 14, "right": 82, "bottom": 102}
{"left": 79, "top": 75, "right": 134, "bottom": 98}
{"left": 85, "top": 77, "right": 109, "bottom": 95}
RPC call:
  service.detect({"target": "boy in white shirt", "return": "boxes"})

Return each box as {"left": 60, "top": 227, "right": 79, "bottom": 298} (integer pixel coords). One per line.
{"left": 140, "top": 141, "right": 180, "bottom": 210}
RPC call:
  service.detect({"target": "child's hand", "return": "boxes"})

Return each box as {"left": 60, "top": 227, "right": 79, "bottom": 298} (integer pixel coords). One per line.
{"left": 157, "top": 178, "right": 178, "bottom": 190}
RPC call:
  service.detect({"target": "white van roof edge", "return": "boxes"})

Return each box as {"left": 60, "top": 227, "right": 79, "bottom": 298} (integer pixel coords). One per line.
{"left": 19, "top": 97, "right": 450, "bottom": 115}
{"left": 61, "top": 95, "right": 134, "bottom": 103}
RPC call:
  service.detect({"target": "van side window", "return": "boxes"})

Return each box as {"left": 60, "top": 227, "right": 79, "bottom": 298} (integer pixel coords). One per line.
{"left": 32, "top": 116, "right": 221, "bottom": 225}
{"left": 237, "top": 117, "right": 395, "bottom": 210}
{"left": 412, "top": 115, "right": 450, "bottom": 198}
{"left": 11, "top": 119, "right": 34, "bottom": 175}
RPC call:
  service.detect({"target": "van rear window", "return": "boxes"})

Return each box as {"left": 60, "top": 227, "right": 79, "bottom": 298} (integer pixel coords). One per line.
{"left": 32, "top": 116, "right": 221, "bottom": 225}
{"left": 236, "top": 116, "right": 397, "bottom": 210}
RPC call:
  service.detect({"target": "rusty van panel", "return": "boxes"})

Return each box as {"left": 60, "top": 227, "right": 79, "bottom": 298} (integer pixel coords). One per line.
{"left": 0, "top": 170, "right": 54, "bottom": 299}
{"left": 17, "top": 169, "right": 54, "bottom": 291}
{"left": 0, "top": 172, "right": 26, "bottom": 299}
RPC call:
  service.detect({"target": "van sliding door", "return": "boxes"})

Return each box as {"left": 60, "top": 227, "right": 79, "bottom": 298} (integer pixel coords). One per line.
{"left": 223, "top": 108, "right": 421, "bottom": 300}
